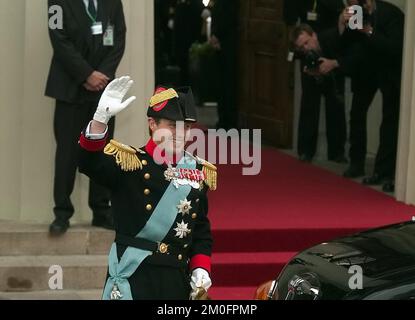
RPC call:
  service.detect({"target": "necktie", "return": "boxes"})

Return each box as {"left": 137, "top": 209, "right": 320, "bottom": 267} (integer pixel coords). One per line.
{"left": 88, "top": 0, "right": 97, "bottom": 20}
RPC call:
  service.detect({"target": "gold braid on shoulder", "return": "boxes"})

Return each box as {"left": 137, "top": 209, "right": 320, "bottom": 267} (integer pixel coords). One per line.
{"left": 201, "top": 160, "right": 217, "bottom": 191}
{"left": 104, "top": 140, "right": 143, "bottom": 172}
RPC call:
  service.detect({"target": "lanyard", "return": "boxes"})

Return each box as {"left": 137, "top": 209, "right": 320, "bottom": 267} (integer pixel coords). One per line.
{"left": 86, "top": 9, "right": 97, "bottom": 23}
{"left": 312, "top": 0, "right": 318, "bottom": 13}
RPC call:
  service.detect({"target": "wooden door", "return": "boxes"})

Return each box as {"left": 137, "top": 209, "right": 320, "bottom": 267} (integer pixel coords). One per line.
{"left": 238, "top": 0, "right": 294, "bottom": 148}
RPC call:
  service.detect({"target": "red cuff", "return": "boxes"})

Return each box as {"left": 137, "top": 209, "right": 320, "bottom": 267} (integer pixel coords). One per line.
{"left": 190, "top": 254, "right": 211, "bottom": 274}
{"left": 79, "top": 133, "right": 108, "bottom": 152}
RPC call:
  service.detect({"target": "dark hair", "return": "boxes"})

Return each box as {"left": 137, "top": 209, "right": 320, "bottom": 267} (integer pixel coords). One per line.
{"left": 148, "top": 117, "right": 162, "bottom": 136}
{"left": 290, "top": 24, "right": 315, "bottom": 48}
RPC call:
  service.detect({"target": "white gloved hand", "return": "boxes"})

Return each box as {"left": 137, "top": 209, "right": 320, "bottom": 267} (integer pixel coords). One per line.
{"left": 93, "top": 76, "right": 137, "bottom": 124}
{"left": 190, "top": 268, "right": 212, "bottom": 300}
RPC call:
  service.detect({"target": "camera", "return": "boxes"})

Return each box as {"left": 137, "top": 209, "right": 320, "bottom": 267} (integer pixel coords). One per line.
{"left": 304, "top": 50, "right": 321, "bottom": 70}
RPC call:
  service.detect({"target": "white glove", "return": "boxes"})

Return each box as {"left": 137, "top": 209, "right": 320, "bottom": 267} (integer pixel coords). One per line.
{"left": 93, "top": 76, "right": 137, "bottom": 124}
{"left": 190, "top": 268, "right": 212, "bottom": 300}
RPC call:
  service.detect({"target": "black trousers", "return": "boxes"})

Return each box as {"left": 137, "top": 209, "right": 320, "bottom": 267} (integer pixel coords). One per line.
{"left": 127, "top": 263, "right": 190, "bottom": 300}
{"left": 298, "top": 73, "right": 347, "bottom": 159}
{"left": 349, "top": 79, "right": 401, "bottom": 178}
{"left": 53, "top": 100, "right": 115, "bottom": 221}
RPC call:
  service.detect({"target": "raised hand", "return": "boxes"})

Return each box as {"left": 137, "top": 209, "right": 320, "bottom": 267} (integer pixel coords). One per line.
{"left": 93, "top": 76, "right": 137, "bottom": 124}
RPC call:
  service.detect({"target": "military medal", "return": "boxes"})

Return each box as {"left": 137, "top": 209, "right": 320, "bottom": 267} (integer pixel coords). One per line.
{"left": 177, "top": 199, "right": 192, "bottom": 216}
{"left": 164, "top": 165, "right": 205, "bottom": 189}
{"left": 110, "top": 284, "right": 123, "bottom": 300}
{"left": 174, "top": 221, "right": 191, "bottom": 239}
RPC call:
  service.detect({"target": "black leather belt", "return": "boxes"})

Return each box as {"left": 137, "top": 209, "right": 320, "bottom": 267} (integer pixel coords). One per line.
{"left": 115, "top": 234, "right": 185, "bottom": 257}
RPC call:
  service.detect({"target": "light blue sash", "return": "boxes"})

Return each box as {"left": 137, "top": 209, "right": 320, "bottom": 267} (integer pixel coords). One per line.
{"left": 102, "top": 156, "right": 196, "bottom": 300}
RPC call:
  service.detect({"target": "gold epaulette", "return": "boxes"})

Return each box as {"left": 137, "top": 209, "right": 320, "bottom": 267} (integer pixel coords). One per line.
{"left": 202, "top": 160, "right": 217, "bottom": 191}
{"left": 104, "top": 140, "right": 143, "bottom": 172}
{"left": 149, "top": 88, "right": 179, "bottom": 107}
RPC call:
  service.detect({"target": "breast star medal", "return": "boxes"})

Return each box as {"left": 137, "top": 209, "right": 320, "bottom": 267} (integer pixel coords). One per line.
{"left": 174, "top": 220, "right": 191, "bottom": 239}
{"left": 177, "top": 199, "right": 192, "bottom": 216}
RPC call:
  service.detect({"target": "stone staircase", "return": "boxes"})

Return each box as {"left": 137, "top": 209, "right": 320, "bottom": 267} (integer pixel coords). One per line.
{"left": 0, "top": 221, "right": 299, "bottom": 300}
{"left": 0, "top": 221, "right": 113, "bottom": 300}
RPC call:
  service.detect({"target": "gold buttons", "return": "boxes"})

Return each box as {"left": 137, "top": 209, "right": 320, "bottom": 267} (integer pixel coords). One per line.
{"left": 196, "top": 199, "right": 200, "bottom": 203}
{"left": 192, "top": 213, "right": 197, "bottom": 219}
{"left": 178, "top": 254, "right": 183, "bottom": 261}
{"left": 146, "top": 204, "right": 153, "bottom": 211}
{"left": 142, "top": 160, "right": 148, "bottom": 166}
{"left": 158, "top": 243, "right": 169, "bottom": 254}
{"left": 144, "top": 189, "right": 151, "bottom": 196}
{"left": 144, "top": 173, "right": 151, "bottom": 180}
{"left": 183, "top": 244, "right": 188, "bottom": 249}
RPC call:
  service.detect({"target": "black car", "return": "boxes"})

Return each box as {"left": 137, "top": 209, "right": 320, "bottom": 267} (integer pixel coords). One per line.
{"left": 256, "top": 221, "right": 415, "bottom": 300}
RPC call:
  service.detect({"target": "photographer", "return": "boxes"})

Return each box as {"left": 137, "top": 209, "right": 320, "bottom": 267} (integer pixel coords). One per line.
{"left": 291, "top": 24, "right": 347, "bottom": 163}
{"left": 340, "top": 0, "right": 404, "bottom": 193}
{"left": 284, "top": 0, "right": 346, "bottom": 163}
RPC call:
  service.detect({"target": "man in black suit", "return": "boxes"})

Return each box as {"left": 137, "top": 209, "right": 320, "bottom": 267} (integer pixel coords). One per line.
{"left": 284, "top": 0, "right": 345, "bottom": 33}
{"left": 340, "top": 0, "right": 404, "bottom": 193}
{"left": 284, "top": 0, "right": 347, "bottom": 163}
{"left": 45, "top": 0, "right": 126, "bottom": 235}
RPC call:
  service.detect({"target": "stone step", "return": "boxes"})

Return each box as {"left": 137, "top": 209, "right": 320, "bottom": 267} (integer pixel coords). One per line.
{"left": 0, "top": 290, "right": 102, "bottom": 300}
{"left": 0, "top": 221, "right": 114, "bottom": 256}
{"left": 0, "top": 255, "right": 108, "bottom": 292}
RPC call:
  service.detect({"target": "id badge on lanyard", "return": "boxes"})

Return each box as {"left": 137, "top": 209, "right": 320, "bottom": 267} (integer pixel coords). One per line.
{"left": 91, "top": 22, "right": 103, "bottom": 35}
{"left": 307, "top": 0, "right": 319, "bottom": 21}
{"left": 103, "top": 25, "right": 114, "bottom": 46}
{"left": 87, "top": 8, "right": 103, "bottom": 35}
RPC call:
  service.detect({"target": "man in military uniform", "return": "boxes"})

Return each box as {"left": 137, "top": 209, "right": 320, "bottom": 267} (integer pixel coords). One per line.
{"left": 78, "top": 76, "right": 215, "bottom": 300}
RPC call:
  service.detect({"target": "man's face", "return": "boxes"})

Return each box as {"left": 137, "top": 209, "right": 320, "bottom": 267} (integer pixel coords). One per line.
{"left": 149, "top": 118, "right": 192, "bottom": 155}
{"left": 347, "top": 0, "right": 375, "bottom": 13}
{"left": 295, "top": 31, "right": 319, "bottom": 53}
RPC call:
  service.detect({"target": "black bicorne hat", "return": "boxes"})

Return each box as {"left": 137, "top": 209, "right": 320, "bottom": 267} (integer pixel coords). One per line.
{"left": 147, "top": 86, "right": 198, "bottom": 122}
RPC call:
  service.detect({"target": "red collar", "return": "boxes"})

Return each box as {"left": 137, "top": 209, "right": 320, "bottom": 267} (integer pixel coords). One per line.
{"left": 145, "top": 138, "right": 182, "bottom": 165}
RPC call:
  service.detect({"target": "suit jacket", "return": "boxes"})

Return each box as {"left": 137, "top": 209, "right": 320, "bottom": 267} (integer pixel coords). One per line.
{"left": 283, "top": 0, "right": 344, "bottom": 32}
{"left": 45, "top": 0, "right": 126, "bottom": 103}
{"left": 340, "top": 0, "right": 404, "bottom": 88}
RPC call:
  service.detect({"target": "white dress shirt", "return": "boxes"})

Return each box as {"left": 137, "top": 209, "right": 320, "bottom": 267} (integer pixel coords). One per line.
{"left": 83, "top": 0, "right": 98, "bottom": 12}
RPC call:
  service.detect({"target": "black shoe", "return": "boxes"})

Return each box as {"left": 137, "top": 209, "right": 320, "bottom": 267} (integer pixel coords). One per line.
{"left": 49, "top": 219, "right": 70, "bottom": 236}
{"left": 362, "top": 173, "right": 389, "bottom": 186}
{"left": 383, "top": 181, "right": 395, "bottom": 193}
{"left": 299, "top": 154, "right": 312, "bottom": 163}
{"left": 329, "top": 155, "right": 348, "bottom": 164}
{"left": 343, "top": 165, "right": 365, "bottom": 178}
{"left": 92, "top": 215, "right": 114, "bottom": 230}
